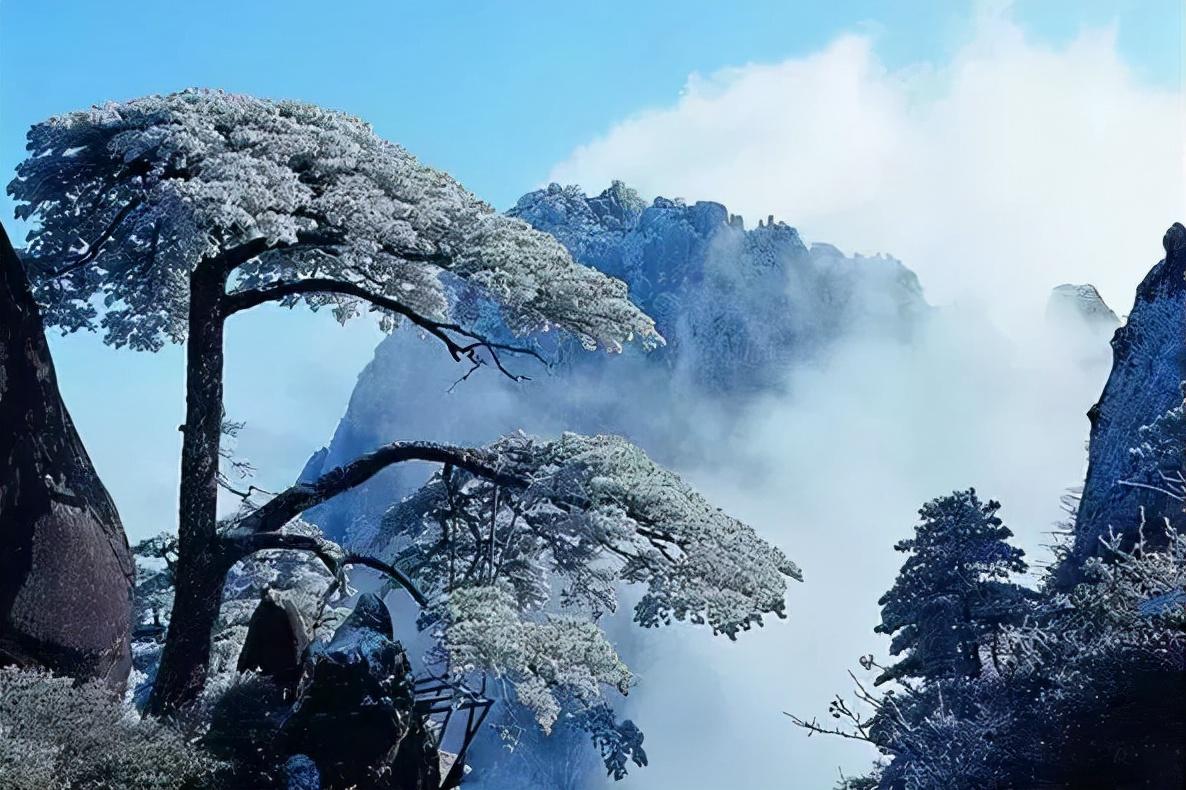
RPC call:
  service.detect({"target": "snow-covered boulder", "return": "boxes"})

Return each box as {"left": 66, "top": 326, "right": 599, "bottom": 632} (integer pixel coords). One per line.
{"left": 282, "top": 593, "right": 437, "bottom": 788}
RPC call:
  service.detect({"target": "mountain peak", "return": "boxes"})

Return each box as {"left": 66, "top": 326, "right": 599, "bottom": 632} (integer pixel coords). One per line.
{"left": 1046, "top": 283, "right": 1120, "bottom": 328}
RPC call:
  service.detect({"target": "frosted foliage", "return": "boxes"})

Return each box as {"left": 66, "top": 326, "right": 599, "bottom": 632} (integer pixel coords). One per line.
{"left": 437, "top": 585, "right": 633, "bottom": 733}
{"left": 1127, "top": 382, "right": 1186, "bottom": 504}
{"left": 526, "top": 432, "right": 801, "bottom": 636}
{"left": 0, "top": 667, "right": 217, "bottom": 789}
{"left": 1006, "top": 523, "right": 1186, "bottom": 686}
{"left": 382, "top": 432, "right": 800, "bottom": 640}
{"left": 10, "top": 89, "right": 658, "bottom": 351}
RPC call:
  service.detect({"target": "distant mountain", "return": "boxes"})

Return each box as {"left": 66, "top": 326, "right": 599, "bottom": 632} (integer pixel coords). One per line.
{"left": 302, "top": 182, "right": 930, "bottom": 546}
{"left": 1045, "top": 283, "right": 1120, "bottom": 367}
{"left": 1046, "top": 283, "right": 1120, "bottom": 329}
{"left": 508, "top": 182, "right": 928, "bottom": 394}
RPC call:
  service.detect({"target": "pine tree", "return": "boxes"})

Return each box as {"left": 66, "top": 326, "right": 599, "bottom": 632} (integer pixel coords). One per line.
{"left": 875, "top": 489, "right": 1027, "bottom": 685}
{"left": 9, "top": 89, "right": 661, "bottom": 713}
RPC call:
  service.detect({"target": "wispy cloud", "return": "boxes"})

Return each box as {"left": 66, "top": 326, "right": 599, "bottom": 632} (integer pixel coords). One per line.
{"left": 549, "top": 8, "right": 1185, "bottom": 328}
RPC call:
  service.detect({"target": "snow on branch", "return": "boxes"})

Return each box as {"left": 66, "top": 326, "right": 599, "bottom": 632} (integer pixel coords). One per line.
{"left": 232, "top": 441, "right": 526, "bottom": 535}
{"left": 437, "top": 585, "right": 633, "bottom": 734}
{"left": 1122, "top": 382, "right": 1186, "bottom": 505}
{"left": 368, "top": 431, "right": 800, "bottom": 745}
{"left": 380, "top": 432, "right": 802, "bottom": 639}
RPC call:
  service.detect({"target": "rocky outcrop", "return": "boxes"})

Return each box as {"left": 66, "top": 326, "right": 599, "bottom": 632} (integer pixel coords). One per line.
{"left": 0, "top": 222, "right": 134, "bottom": 688}
{"left": 282, "top": 593, "right": 438, "bottom": 788}
{"left": 304, "top": 183, "right": 929, "bottom": 545}
{"left": 1064, "top": 223, "right": 1186, "bottom": 578}
{"left": 237, "top": 590, "right": 310, "bottom": 694}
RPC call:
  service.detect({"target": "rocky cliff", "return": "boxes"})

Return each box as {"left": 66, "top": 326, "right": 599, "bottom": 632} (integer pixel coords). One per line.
{"left": 1064, "top": 223, "right": 1186, "bottom": 578}
{"left": 0, "top": 222, "right": 134, "bottom": 688}
{"left": 301, "top": 183, "right": 930, "bottom": 546}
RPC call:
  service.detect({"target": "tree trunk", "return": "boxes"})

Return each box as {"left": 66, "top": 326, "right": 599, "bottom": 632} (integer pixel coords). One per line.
{"left": 960, "top": 599, "right": 982, "bottom": 680}
{"left": 148, "top": 258, "right": 228, "bottom": 715}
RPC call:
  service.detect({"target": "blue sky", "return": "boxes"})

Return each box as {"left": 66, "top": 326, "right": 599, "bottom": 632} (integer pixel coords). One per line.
{"left": 0, "top": 0, "right": 1181, "bottom": 536}
{"left": 1, "top": 1, "right": 1180, "bottom": 215}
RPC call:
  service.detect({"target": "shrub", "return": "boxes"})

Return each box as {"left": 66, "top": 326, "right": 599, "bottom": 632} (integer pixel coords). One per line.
{"left": 0, "top": 666, "right": 219, "bottom": 789}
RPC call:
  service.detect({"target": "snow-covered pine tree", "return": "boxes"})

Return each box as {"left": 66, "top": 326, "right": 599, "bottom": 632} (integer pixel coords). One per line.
{"left": 8, "top": 89, "right": 663, "bottom": 714}
{"left": 377, "top": 432, "right": 801, "bottom": 775}
{"left": 875, "top": 489, "right": 1028, "bottom": 685}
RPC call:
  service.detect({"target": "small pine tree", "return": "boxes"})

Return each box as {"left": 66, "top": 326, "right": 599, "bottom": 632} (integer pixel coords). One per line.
{"left": 875, "top": 489, "right": 1027, "bottom": 685}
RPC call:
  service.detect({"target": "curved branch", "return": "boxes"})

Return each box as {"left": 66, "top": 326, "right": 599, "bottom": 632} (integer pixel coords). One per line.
{"left": 1119, "top": 478, "right": 1185, "bottom": 502}
{"left": 342, "top": 553, "right": 428, "bottom": 607}
{"left": 24, "top": 196, "right": 146, "bottom": 277}
{"left": 212, "top": 237, "right": 274, "bottom": 274}
{"left": 222, "top": 531, "right": 428, "bottom": 607}
{"left": 235, "top": 441, "right": 528, "bottom": 535}
{"left": 225, "top": 531, "right": 339, "bottom": 575}
{"left": 222, "top": 277, "right": 548, "bottom": 380}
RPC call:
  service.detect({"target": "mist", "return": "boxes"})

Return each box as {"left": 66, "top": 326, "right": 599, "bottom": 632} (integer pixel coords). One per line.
{"left": 255, "top": 210, "right": 1119, "bottom": 787}
{"left": 601, "top": 297, "right": 1113, "bottom": 787}
{"left": 41, "top": 173, "right": 1123, "bottom": 790}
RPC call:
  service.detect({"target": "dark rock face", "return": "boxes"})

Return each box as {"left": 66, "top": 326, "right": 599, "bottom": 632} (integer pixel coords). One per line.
{"left": 237, "top": 590, "right": 310, "bottom": 693}
{"left": 282, "top": 593, "right": 439, "bottom": 788}
{"left": 0, "top": 222, "right": 134, "bottom": 688}
{"left": 304, "top": 183, "right": 929, "bottom": 546}
{"left": 1066, "top": 223, "right": 1186, "bottom": 576}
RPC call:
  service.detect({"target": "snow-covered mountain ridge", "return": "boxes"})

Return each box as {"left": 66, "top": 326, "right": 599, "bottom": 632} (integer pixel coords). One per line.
{"left": 302, "top": 182, "right": 931, "bottom": 544}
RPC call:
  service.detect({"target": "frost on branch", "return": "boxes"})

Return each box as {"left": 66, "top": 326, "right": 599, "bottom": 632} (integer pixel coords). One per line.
{"left": 1005, "top": 521, "right": 1186, "bottom": 687}
{"left": 794, "top": 513, "right": 1186, "bottom": 787}
{"left": 435, "top": 585, "right": 633, "bottom": 734}
{"left": 9, "top": 89, "right": 658, "bottom": 352}
{"left": 0, "top": 666, "right": 217, "bottom": 788}
{"left": 378, "top": 432, "right": 797, "bottom": 775}
{"left": 379, "top": 431, "right": 801, "bottom": 641}
{"left": 1125, "top": 381, "right": 1186, "bottom": 505}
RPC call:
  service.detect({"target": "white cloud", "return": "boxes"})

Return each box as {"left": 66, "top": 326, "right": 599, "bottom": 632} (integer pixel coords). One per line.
{"left": 548, "top": 10, "right": 1185, "bottom": 328}
{"left": 609, "top": 309, "right": 1115, "bottom": 788}
{"left": 546, "top": 11, "right": 1182, "bottom": 785}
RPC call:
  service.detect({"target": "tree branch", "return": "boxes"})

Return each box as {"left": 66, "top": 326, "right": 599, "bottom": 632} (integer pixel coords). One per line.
{"left": 340, "top": 553, "right": 428, "bottom": 607}
{"left": 210, "top": 237, "right": 274, "bottom": 274}
{"left": 28, "top": 196, "right": 146, "bottom": 277}
{"left": 221, "top": 531, "right": 428, "bottom": 607}
{"left": 222, "top": 277, "right": 548, "bottom": 380}
{"left": 235, "top": 442, "right": 528, "bottom": 535}
{"left": 1119, "top": 478, "right": 1185, "bottom": 502}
